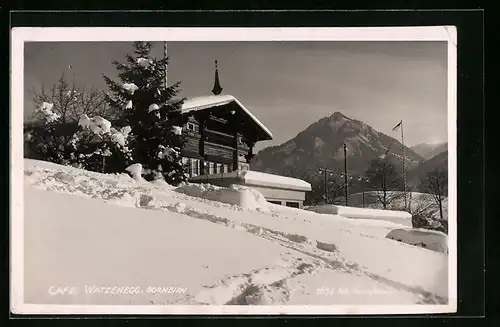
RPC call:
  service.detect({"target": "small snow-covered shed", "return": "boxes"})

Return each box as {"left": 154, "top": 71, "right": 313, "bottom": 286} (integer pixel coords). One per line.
{"left": 189, "top": 170, "right": 312, "bottom": 209}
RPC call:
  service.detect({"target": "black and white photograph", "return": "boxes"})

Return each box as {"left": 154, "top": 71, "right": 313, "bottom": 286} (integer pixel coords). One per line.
{"left": 11, "top": 27, "right": 457, "bottom": 315}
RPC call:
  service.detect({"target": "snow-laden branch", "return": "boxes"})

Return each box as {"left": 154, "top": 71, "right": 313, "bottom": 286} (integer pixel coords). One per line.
{"left": 35, "top": 102, "right": 61, "bottom": 123}
{"left": 122, "top": 83, "right": 139, "bottom": 95}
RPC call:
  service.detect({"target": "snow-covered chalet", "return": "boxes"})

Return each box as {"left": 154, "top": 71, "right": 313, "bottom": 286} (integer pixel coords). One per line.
{"left": 178, "top": 61, "right": 311, "bottom": 208}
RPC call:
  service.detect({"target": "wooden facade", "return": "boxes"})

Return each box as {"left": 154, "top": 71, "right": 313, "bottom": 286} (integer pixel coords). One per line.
{"left": 178, "top": 99, "right": 264, "bottom": 178}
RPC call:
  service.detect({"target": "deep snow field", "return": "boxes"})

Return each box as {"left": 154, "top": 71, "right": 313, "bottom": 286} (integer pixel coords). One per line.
{"left": 20, "top": 159, "right": 450, "bottom": 310}
{"left": 345, "top": 190, "right": 449, "bottom": 222}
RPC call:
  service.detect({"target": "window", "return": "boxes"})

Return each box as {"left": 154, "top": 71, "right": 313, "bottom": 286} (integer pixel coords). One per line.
{"left": 268, "top": 200, "right": 282, "bottom": 205}
{"left": 186, "top": 122, "right": 195, "bottom": 131}
{"left": 191, "top": 159, "right": 199, "bottom": 176}
{"left": 285, "top": 202, "right": 300, "bottom": 208}
{"left": 207, "top": 162, "right": 214, "bottom": 175}
{"left": 196, "top": 159, "right": 201, "bottom": 176}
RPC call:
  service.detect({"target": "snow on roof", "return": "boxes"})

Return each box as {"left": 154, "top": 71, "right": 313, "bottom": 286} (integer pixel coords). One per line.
{"left": 239, "top": 170, "right": 311, "bottom": 191}
{"left": 190, "top": 170, "right": 311, "bottom": 192}
{"left": 181, "top": 95, "right": 273, "bottom": 140}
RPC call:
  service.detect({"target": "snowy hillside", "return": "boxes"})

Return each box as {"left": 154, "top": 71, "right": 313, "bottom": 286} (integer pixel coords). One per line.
{"left": 19, "top": 159, "right": 451, "bottom": 313}
{"left": 346, "top": 190, "right": 448, "bottom": 233}
{"left": 304, "top": 204, "right": 447, "bottom": 253}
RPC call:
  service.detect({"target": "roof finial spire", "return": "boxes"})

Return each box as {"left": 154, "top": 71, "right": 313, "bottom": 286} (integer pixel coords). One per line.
{"left": 211, "top": 60, "right": 223, "bottom": 95}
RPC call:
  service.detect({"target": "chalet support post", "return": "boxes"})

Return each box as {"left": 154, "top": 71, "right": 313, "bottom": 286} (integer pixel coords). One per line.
{"left": 246, "top": 141, "right": 255, "bottom": 163}
{"left": 200, "top": 159, "right": 205, "bottom": 175}
{"left": 199, "top": 117, "right": 207, "bottom": 175}
{"left": 232, "top": 129, "right": 239, "bottom": 171}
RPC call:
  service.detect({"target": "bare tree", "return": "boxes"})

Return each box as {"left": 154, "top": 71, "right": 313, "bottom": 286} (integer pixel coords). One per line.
{"left": 319, "top": 179, "right": 346, "bottom": 205}
{"left": 25, "top": 72, "right": 112, "bottom": 163}
{"left": 29, "top": 72, "right": 110, "bottom": 124}
{"left": 281, "top": 168, "right": 342, "bottom": 206}
{"left": 420, "top": 168, "right": 448, "bottom": 221}
{"left": 364, "top": 158, "right": 404, "bottom": 209}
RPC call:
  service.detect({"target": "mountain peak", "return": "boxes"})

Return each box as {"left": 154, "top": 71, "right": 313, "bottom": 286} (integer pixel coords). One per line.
{"left": 330, "top": 112, "right": 347, "bottom": 121}
{"left": 251, "top": 113, "right": 425, "bottom": 177}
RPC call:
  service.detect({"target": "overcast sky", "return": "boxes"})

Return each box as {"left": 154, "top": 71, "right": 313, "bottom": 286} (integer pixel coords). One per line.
{"left": 24, "top": 41, "right": 448, "bottom": 152}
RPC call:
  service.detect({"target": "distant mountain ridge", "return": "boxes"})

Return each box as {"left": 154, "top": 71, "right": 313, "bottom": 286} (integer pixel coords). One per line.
{"left": 410, "top": 142, "right": 448, "bottom": 160}
{"left": 407, "top": 150, "right": 448, "bottom": 189}
{"left": 251, "top": 112, "right": 425, "bottom": 178}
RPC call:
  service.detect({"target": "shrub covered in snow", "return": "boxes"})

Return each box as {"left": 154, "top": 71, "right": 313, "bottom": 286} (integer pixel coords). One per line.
{"left": 67, "top": 114, "right": 133, "bottom": 173}
{"left": 103, "top": 41, "right": 187, "bottom": 185}
{"left": 36, "top": 102, "right": 61, "bottom": 123}
{"left": 78, "top": 114, "right": 112, "bottom": 135}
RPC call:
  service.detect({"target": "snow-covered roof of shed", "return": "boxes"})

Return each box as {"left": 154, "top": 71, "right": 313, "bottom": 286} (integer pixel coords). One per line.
{"left": 189, "top": 169, "right": 311, "bottom": 192}
{"left": 181, "top": 95, "right": 273, "bottom": 140}
{"left": 239, "top": 170, "right": 311, "bottom": 191}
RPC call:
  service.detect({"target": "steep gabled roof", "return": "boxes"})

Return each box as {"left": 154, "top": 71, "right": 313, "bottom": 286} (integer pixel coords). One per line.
{"left": 181, "top": 95, "right": 273, "bottom": 140}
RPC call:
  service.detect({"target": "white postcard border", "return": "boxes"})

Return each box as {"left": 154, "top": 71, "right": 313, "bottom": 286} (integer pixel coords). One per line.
{"left": 10, "top": 26, "right": 458, "bottom": 315}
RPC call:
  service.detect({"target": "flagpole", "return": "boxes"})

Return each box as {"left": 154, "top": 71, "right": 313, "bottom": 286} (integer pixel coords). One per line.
{"left": 400, "top": 120, "right": 407, "bottom": 211}
{"left": 164, "top": 41, "right": 168, "bottom": 88}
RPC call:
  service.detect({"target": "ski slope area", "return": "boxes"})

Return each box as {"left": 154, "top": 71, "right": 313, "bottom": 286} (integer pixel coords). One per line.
{"left": 20, "top": 159, "right": 450, "bottom": 309}
{"left": 347, "top": 191, "right": 449, "bottom": 222}
{"left": 304, "top": 205, "right": 412, "bottom": 227}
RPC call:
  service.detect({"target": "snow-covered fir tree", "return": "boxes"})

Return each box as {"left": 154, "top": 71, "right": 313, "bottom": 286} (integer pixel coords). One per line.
{"left": 102, "top": 41, "right": 187, "bottom": 185}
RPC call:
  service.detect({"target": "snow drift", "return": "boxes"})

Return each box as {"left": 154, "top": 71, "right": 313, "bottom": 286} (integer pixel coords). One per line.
{"left": 386, "top": 228, "right": 448, "bottom": 254}
{"left": 23, "top": 187, "right": 292, "bottom": 305}
{"left": 305, "top": 205, "right": 412, "bottom": 227}
{"left": 175, "top": 183, "right": 271, "bottom": 213}
{"left": 348, "top": 191, "right": 449, "bottom": 222}
{"left": 18, "top": 159, "right": 451, "bottom": 312}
